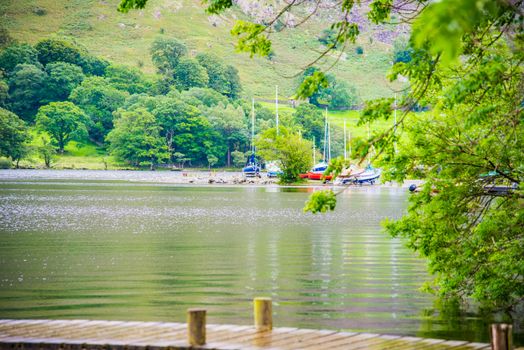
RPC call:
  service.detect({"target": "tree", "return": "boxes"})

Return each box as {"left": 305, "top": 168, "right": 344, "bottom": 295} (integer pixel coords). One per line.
{"left": 80, "top": 55, "right": 109, "bottom": 76}
{"left": 104, "top": 64, "right": 151, "bottom": 94}
{"left": 0, "top": 107, "right": 30, "bottom": 167}
{"left": 150, "top": 37, "right": 187, "bottom": 75}
{"left": 297, "top": 67, "right": 322, "bottom": 106}
{"left": 224, "top": 65, "right": 241, "bottom": 99}
{"left": 255, "top": 126, "right": 313, "bottom": 183}
{"left": 325, "top": 80, "right": 358, "bottom": 109}
{"left": 0, "top": 79, "right": 7, "bottom": 107}
{"left": 174, "top": 57, "right": 209, "bottom": 90}
{"left": 149, "top": 95, "right": 194, "bottom": 164}
{"left": 195, "top": 53, "right": 241, "bottom": 97}
{"left": 207, "top": 154, "right": 218, "bottom": 169}
{"left": 150, "top": 96, "right": 219, "bottom": 165}
{"left": 7, "top": 64, "right": 48, "bottom": 121}
{"left": 39, "top": 136, "right": 56, "bottom": 168}
{"left": 181, "top": 87, "right": 227, "bottom": 107}
{"left": 69, "top": 76, "right": 128, "bottom": 142}
{"left": 35, "top": 38, "right": 83, "bottom": 66}
{"left": 106, "top": 108, "right": 169, "bottom": 169}
{"left": 0, "top": 43, "right": 41, "bottom": 75}
{"left": 231, "top": 150, "right": 246, "bottom": 168}
{"left": 205, "top": 103, "right": 248, "bottom": 166}
{"left": 196, "top": 53, "right": 229, "bottom": 94}
{"left": 291, "top": 103, "right": 324, "bottom": 147}
{"left": 44, "top": 62, "right": 85, "bottom": 102}
{"left": 298, "top": 70, "right": 358, "bottom": 109}
{"left": 35, "top": 101, "right": 89, "bottom": 153}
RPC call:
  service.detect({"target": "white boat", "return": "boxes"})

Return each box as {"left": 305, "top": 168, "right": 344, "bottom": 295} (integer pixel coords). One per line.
{"left": 334, "top": 165, "right": 381, "bottom": 185}
{"left": 266, "top": 161, "right": 282, "bottom": 178}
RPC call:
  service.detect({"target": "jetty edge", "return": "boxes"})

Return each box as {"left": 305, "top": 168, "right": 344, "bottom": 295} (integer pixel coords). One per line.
{"left": 0, "top": 298, "right": 520, "bottom": 350}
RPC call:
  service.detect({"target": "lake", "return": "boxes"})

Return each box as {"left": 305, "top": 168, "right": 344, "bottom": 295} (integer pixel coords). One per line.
{"left": 0, "top": 170, "right": 520, "bottom": 344}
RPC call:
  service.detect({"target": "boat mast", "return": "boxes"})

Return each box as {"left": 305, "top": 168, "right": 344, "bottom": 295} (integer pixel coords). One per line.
{"left": 251, "top": 97, "right": 255, "bottom": 155}
{"left": 348, "top": 129, "right": 352, "bottom": 159}
{"left": 394, "top": 93, "right": 397, "bottom": 154}
{"left": 343, "top": 119, "right": 347, "bottom": 160}
{"left": 323, "top": 110, "right": 327, "bottom": 162}
{"left": 367, "top": 121, "right": 376, "bottom": 166}
{"left": 275, "top": 85, "right": 279, "bottom": 135}
{"left": 326, "top": 108, "right": 331, "bottom": 162}
{"left": 313, "top": 136, "right": 316, "bottom": 165}
{"left": 328, "top": 120, "right": 331, "bottom": 162}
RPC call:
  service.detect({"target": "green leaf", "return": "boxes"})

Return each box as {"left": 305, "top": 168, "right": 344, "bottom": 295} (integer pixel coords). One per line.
{"left": 118, "top": 0, "right": 148, "bottom": 13}
{"left": 304, "top": 190, "right": 337, "bottom": 214}
{"left": 295, "top": 71, "right": 329, "bottom": 100}
{"left": 203, "top": 0, "right": 233, "bottom": 14}
{"left": 231, "top": 21, "right": 272, "bottom": 58}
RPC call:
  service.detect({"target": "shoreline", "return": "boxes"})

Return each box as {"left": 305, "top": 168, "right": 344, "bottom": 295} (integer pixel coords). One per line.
{"left": 0, "top": 169, "right": 424, "bottom": 189}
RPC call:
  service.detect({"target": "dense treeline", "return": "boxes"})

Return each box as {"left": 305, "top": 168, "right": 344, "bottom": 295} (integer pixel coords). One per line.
{"left": 0, "top": 34, "right": 349, "bottom": 169}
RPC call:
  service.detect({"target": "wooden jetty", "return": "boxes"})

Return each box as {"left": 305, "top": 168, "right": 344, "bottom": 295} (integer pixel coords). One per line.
{"left": 0, "top": 318, "right": 507, "bottom": 350}
{"left": 0, "top": 299, "right": 519, "bottom": 350}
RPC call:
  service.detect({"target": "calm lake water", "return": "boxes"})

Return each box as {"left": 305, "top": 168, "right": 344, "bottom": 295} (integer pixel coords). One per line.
{"left": 0, "top": 170, "right": 521, "bottom": 344}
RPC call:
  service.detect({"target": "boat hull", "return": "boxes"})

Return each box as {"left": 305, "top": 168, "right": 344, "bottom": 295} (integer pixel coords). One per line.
{"left": 307, "top": 172, "right": 332, "bottom": 181}
{"left": 243, "top": 165, "right": 260, "bottom": 177}
{"left": 335, "top": 168, "right": 381, "bottom": 185}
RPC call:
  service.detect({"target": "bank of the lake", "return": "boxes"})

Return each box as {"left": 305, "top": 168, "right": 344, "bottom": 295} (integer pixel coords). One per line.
{"left": 0, "top": 170, "right": 521, "bottom": 345}
{"left": 0, "top": 169, "right": 424, "bottom": 188}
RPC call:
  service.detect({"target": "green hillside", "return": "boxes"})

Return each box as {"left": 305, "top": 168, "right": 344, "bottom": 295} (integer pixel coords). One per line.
{"left": 1, "top": 0, "right": 400, "bottom": 100}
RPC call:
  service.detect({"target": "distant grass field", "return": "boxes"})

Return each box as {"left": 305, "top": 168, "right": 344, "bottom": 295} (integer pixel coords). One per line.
{"left": 1, "top": 0, "right": 402, "bottom": 101}
{"left": 16, "top": 129, "right": 127, "bottom": 169}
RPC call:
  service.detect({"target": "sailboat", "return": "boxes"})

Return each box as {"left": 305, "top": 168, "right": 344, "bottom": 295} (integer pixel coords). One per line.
{"left": 307, "top": 108, "right": 332, "bottom": 180}
{"left": 242, "top": 98, "right": 260, "bottom": 177}
{"left": 266, "top": 86, "right": 283, "bottom": 178}
{"left": 334, "top": 120, "right": 381, "bottom": 185}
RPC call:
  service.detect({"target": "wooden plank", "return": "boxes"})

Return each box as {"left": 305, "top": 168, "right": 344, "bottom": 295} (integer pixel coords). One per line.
{"left": 332, "top": 334, "right": 403, "bottom": 350}
{"left": 265, "top": 329, "right": 338, "bottom": 349}
{"left": 298, "top": 332, "right": 380, "bottom": 349}
{"left": 55, "top": 320, "right": 140, "bottom": 341}
{"left": 374, "top": 336, "right": 437, "bottom": 350}
{"left": 296, "top": 331, "right": 360, "bottom": 349}
{"left": 241, "top": 327, "right": 301, "bottom": 348}
{"left": 327, "top": 334, "right": 398, "bottom": 350}
{"left": 0, "top": 319, "right": 99, "bottom": 339}
{"left": 127, "top": 324, "right": 189, "bottom": 345}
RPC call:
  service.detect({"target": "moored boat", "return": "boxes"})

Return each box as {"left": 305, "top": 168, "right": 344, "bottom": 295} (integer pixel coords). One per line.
{"left": 243, "top": 154, "right": 260, "bottom": 177}
{"left": 266, "top": 161, "right": 283, "bottom": 178}
{"left": 334, "top": 165, "right": 381, "bottom": 185}
{"left": 307, "top": 161, "right": 332, "bottom": 181}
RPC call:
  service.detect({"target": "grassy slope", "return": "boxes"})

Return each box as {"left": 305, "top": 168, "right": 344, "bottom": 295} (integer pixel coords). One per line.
{"left": 1, "top": 0, "right": 400, "bottom": 100}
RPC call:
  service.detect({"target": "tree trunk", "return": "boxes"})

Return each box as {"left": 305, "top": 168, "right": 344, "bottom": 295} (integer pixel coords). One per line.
{"left": 58, "top": 138, "right": 65, "bottom": 154}
{"left": 227, "top": 147, "right": 231, "bottom": 167}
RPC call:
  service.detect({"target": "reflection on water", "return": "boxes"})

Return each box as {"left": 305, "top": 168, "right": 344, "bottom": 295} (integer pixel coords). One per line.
{"left": 0, "top": 170, "right": 521, "bottom": 344}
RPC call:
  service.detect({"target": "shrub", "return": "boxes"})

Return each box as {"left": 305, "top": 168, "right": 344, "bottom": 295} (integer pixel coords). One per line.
{"left": 355, "top": 46, "right": 364, "bottom": 55}
{"left": 0, "top": 158, "right": 11, "bottom": 169}
{"left": 33, "top": 7, "right": 47, "bottom": 16}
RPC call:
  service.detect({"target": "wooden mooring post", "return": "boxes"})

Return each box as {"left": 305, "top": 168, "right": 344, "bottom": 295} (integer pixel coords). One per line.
{"left": 491, "top": 323, "right": 513, "bottom": 350}
{"left": 187, "top": 308, "right": 206, "bottom": 346}
{"left": 254, "top": 297, "right": 272, "bottom": 331}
